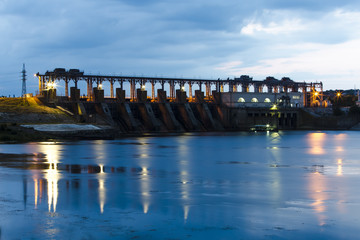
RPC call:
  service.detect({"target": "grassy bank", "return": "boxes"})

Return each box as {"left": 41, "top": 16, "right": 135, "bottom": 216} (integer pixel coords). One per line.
{"left": 0, "top": 97, "right": 75, "bottom": 124}
{"left": 0, "top": 97, "right": 76, "bottom": 142}
{"left": 0, "top": 97, "right": 63, "bottom": 113}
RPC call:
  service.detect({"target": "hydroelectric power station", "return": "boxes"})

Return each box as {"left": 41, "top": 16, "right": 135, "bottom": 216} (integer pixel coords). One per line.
{"left": 34, "top": 68, "right": 332, "bottom": 133}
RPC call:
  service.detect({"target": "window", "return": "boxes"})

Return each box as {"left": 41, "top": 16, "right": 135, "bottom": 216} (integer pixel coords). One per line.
{"left": 251, "top": 98, "right": 258, "bottom": 102}
{"left": 238, "top": 97, "right": 245, "bottom": 102}
{"left": 264, "top": 98, "right": 271, "bottom": 103}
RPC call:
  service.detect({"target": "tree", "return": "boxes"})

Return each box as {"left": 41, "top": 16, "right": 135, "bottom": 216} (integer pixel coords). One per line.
{"left": 349, "top": 105, "right": 360, "bottom": 116}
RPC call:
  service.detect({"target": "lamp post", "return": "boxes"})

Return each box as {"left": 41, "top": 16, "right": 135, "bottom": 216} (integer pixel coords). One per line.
{"left": 335, "top": 91, "right": 342, "bottom": 107}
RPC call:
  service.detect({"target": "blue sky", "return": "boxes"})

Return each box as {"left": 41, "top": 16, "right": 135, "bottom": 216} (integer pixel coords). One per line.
{"left": 1, "top": 0, "right": 360, "bottom": 95}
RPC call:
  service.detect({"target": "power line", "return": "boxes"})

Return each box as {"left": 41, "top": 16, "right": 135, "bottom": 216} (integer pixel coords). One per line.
{"left": 21, "top": 63, "right": 26, "bottom": 96}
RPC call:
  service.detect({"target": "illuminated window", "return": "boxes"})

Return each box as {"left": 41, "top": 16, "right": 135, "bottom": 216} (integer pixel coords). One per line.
{"left": 264, "top": 98, "right": 271, "bottom": 103}
{"left": 237, "top": 97, "right": 245, "bottom": 102}
{"left": 251, "top": 98, "right": 258, "bottom": 102}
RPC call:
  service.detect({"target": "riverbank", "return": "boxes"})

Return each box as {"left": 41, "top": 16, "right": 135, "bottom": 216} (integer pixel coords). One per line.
{"left": 0, "top": 97, "right": 359, "bottom": 143}
{"left": 0, "top": 97, "right": 80, "bottom": 142}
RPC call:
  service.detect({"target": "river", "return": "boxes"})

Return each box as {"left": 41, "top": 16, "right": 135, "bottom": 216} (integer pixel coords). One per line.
{"left": 0, "top": 131, "right": 359, "bottom": 239}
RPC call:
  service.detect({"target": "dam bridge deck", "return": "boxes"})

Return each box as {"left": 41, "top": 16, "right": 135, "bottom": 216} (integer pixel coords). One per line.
{"left": 35, "top": 69, "right": 323, "bottom": 105}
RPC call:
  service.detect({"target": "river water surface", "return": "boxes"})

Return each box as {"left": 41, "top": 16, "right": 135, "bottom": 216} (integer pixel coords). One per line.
{"left": 0, "top": 131, "right": 359, "bottom": 239}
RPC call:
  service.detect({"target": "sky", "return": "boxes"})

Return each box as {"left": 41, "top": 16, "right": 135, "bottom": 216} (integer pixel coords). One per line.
{"left": 1, "top": 0, "right": 360, "bottom": 96}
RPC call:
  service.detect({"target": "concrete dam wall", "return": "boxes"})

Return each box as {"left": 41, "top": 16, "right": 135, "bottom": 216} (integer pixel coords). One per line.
{"left": 55, "top": 100, "right": 302, "bottom": 133}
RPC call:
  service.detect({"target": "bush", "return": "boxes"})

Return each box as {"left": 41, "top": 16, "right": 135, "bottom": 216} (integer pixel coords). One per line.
{"left": 333, "top": 107, "right": 343, "bottom": 116}
{"left": 0, "top": 124, "right": 9, "bottom": 131}
{"left": 0, "top": 135, "right": 11, "bottom": 141}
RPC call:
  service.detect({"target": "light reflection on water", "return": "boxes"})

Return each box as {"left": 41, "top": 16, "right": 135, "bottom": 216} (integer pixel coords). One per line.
{"left": 98, "top": 165, "right": 106, "bottom": 214}
{"left": 38, "top": 143, "right": 62, "bottom": 213}
{"left": 337, "top": 159, "right": 343, "bottom": 176}
{"left": 177, "top": 136, "right": 191, "bottom": 221}
{"left": 268, "top": 144, "right": 282, "bottom": 207}
{"left": 307, "top": 132, "right": 326, "bottom": 155}
{"left": 0, "top": 131, "right": 360, "bottom": 239}
{"left": 308, "top": 171, "right": 328, "bottom": 226}
{"left": 136, "top": 137, "right": 151, "bottom": 214}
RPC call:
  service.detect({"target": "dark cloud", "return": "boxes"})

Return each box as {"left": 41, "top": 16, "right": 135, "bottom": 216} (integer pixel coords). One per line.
{"left": 0, "top": 0, "right": 360, "bottom": 95}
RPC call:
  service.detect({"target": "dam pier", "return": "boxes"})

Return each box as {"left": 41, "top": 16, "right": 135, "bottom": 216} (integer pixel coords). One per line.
{"left": 33, "top": 68, "right": 332, "bottom": 133}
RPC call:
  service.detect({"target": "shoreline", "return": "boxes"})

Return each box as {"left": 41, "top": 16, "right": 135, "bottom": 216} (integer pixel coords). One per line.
{"left": 0, "top": 97, "right": 359, "bottom": 143}
{"left": 1, "top": 123, "right": 359, "bottom": 144}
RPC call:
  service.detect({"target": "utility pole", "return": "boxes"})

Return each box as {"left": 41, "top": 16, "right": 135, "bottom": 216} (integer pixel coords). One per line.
{"left": 21, "top": 63, "right": 26, "bottom": 97}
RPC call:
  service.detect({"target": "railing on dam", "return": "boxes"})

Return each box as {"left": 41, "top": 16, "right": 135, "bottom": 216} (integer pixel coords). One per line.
{"left": 35, "top": 68, "right": 323, "bottom": 105}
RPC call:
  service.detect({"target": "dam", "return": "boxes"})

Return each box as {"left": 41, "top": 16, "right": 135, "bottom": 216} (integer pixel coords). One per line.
{"left": 33, "top": 68, "right": 332, "bottom": 132}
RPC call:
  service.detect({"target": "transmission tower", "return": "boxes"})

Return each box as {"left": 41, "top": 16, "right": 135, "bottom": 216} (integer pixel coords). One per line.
{"left": 21, "top": 63, "right": 26, "bottom": 96}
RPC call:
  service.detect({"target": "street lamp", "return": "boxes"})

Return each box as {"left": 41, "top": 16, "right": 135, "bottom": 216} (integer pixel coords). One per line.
{"left": 335, "top": 91, "right": 342, "bottom": 106}
{"left": 47, "top": 82, "right": 57, "bottom": 89}
{"left": 311, "top": 89, "right": 321, "bottom": 107}
{"left": 270, "top": 104, "right": 278, "bottom": 110}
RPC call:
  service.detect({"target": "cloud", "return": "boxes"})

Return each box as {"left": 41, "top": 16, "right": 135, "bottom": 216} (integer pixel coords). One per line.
{"left": 216, "top": 39, "right": 360, "bottom": 89}
{"left": 215, "top": 61, "right": 243, "bottom": 71}
{"left": 265, "top": 0, "right": 360, "bottom": 11}
{"left": 1, "top": 0, "right": 360, "bottom": 95}
{"left": 211, "top": 8, "right": 360, "bottom": 89}
{"left": 240, "top": 19, "right": 304, "bottom": 35}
